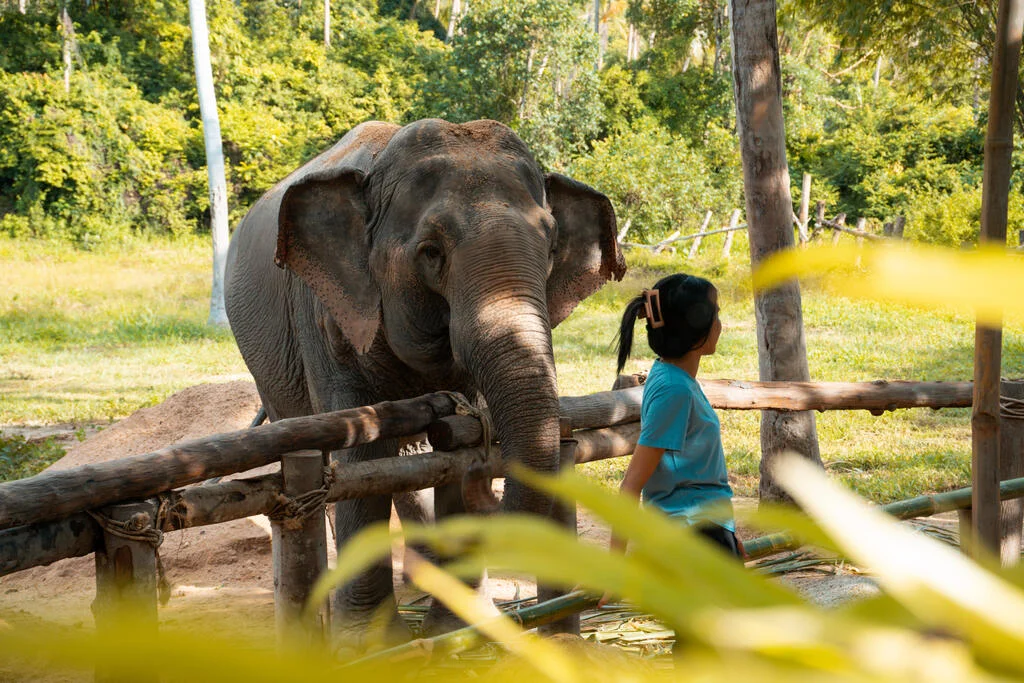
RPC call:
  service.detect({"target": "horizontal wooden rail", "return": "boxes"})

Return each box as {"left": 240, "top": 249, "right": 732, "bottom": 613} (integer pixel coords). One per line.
{"left": 563, "top": 379, "right": 973, "bottom": 431}
{"left": 0, "top": 392, "right": 460, "bottom": 531}
{"left": 0, "top": 379, "right": 976, "bottom": 562}
{"left": 0, "top": 424, "right": 639, "bottom": 577}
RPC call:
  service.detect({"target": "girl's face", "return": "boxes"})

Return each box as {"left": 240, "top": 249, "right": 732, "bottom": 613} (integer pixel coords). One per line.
{"left": 699, "top": 288, "right": 722, "bottom": 356}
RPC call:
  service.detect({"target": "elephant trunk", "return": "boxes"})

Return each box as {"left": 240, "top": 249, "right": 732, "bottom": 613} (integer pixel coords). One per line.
{"left": 449, "top": 254, "right": 561, "bottom": 518}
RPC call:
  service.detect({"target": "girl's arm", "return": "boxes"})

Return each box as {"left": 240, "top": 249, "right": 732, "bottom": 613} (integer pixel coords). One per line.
{"left": 609, "top": 443, "right": 665, "bottom": 553}
{"left": 600, "top": 444, "right": 664, "bottom": 607}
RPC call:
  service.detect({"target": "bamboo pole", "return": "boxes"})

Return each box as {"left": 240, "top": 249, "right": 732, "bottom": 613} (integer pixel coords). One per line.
{"left": 0, "top": 392, "right": 459, "bottom": 531}
{"left": 973, "top": 0, "right": 1024, "bottom": 556}
{"left": 352, "top": 476, "right": 1024, "bottom": 667}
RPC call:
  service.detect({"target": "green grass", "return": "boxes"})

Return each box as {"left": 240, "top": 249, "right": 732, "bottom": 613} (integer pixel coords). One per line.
{"left": 2, "top": 235, "right": 1021, "bottom": 502}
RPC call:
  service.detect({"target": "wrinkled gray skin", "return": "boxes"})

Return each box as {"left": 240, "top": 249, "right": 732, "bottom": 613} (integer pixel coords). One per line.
{"left": 225, "top": 119, "right": 625, "bottom": 641}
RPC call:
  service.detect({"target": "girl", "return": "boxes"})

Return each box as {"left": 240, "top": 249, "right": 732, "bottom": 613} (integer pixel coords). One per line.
{"left": 609, "top": 273, "right": 741, "bottom": 562}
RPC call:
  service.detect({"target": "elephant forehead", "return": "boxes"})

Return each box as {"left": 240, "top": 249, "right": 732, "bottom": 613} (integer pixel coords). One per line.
{"left": 439, "top": 157, "right": 540, "bottom": 203}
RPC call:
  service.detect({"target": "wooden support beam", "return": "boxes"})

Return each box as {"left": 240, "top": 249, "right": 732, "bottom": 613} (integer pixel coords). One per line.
{"left": 972, "top": 0, "right": 1024, "bottom": 558}
{"left": 272, "top": 451, "right": 328, "bottom": 643}
{"left": 1000, "top": 380, "right": 1024, "bottom": 565}
{"left": 0, "top": 392, "right": 459, "bottom": 531}
{"left": 93, "top": 499, "right": 160, "bottom": 683}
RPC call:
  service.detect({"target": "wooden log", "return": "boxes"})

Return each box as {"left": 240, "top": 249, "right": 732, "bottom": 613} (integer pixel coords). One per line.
{"left": 0, "top": 392, "right": 459, "bottom": 531}
{"left": 819, "top": 214, "right": 883, "bottom": 242}
{"left": 562, "top": 380, "right": 974, "bottom": 430}
{"left": 2, "top": 427, "right": 642, "bottom": 579}
{"left": 0, "top": 511, "right": 98, "bottom": 575}
{"left": 1000, "top": 380, "right": 1024, "bottom": 565}
{"left": 272, "top": 451, "right": 328, "bottom": 643}
{"left": 652, "top": 229, "right": 681, "bottom": 255}
{"left": 722, "top": 209, "right": 741, "bottom": 259}
{"left": 831, "top": 213, "right": 846, "bottom": 245}
{"left": 427, "top": 414, "right": 483, "bottom": 451}
{"left": 573, "top": 423, "right": 641, "bottom": 463}
{"left": 687, "top": 210, "right": 713, "bottom": 259}
{"left": 93, "top": 499, "right": 160, "bottom": 683}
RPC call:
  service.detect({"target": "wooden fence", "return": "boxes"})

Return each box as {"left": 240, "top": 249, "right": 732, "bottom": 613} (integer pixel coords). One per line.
{"left": 618, "top": 173, "right": 907, "bottom": 257}
{"left": 0, "top": 378, "right": 998, "bottom": 653}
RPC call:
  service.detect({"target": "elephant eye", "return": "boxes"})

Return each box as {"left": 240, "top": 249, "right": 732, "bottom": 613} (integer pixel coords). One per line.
{"left": 417, "top": 240, "right": 445, "bottom": 267}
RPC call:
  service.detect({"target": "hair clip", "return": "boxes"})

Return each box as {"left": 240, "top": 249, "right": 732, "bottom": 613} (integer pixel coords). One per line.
{"left": 642, "top": 289, "right": 665, "bottom": 329}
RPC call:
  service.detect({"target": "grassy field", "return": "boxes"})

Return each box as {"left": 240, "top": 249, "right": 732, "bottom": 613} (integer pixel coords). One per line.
{"left": 2, "top": 234, "right": 1022, "bottom": 501}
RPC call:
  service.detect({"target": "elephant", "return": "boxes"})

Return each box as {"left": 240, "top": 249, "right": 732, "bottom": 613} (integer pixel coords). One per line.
{"left": 224, "top": 118, "right": 626, "bottom": 641}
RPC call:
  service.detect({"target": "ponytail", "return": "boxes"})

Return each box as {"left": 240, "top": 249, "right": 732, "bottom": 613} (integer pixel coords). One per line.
{"left": 615, "top": 296, "right": 646, "bottom": 375}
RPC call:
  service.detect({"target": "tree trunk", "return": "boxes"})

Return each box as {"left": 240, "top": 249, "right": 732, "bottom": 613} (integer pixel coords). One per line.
{"left": 446, "top": 0, "right": 460, "bottom": 42}
{"left": 323, "top": 0, "right": 330, "bottom": 48}
{"left": 729, "top": 0, "right": 823, "bottom": 502}
{"left": 973, "top": 0, "right": 1024, "bottom": 556}
{"left": 189, "top": 0, "right": 230, "bottom": 327}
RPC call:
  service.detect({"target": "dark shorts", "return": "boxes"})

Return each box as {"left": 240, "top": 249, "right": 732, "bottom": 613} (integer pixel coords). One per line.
{"left": 694, "top": 523, "right": 742, "bottom": 559}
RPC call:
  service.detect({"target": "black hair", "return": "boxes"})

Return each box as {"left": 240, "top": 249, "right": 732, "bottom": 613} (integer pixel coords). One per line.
{"left": 615, "top": 273, "right": 717, "bottom": 374}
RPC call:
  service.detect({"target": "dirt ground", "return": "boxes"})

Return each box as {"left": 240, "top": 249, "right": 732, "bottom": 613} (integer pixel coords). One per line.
{"left": 0, "top": 381, "right": 879, "bottom": 644}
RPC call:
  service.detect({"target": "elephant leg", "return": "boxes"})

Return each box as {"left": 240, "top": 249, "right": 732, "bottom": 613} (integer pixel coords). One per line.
{"left": 393, "top": 488, "right": 441, "bottom": 582}
{"left": 420, "top": 481, "right": 489, "bottom": 636}
{"left": 332, "top": 436, "right": 411, "bottom": 648}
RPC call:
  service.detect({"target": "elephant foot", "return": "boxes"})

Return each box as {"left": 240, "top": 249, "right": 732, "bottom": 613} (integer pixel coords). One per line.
{"left": 419, "top": 599, "right": 472, "bottom": 637}
{"left": 331, "top": 605, "right": 413, "bottom": 656}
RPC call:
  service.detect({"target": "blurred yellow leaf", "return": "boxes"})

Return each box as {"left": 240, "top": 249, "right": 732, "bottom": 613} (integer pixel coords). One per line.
{"left": 404, "top": 549, "right": 582, "bottom": 683}
{"left": 774, "top": 454, "right": 1024, "bottom": 675}
{"left": 752, "top": 243, "right": 1024, "bottom": 324}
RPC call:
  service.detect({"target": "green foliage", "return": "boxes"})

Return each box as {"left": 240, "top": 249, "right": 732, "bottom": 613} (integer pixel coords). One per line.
{"left": 569, "top": 119, "right": 741, "bottom": 242}
{"left": 0, "top": 68, "right": 199, "bottom": 244}
{"left": 0, "top": 431, "right": 65, "bottom": 481}
{"left": 418, "top": 0, "right": 601, "bottom": 168}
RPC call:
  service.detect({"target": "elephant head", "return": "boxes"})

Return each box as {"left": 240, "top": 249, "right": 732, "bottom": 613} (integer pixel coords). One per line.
{"left": 273, "top": 119, "right": 625, "bottom": 516}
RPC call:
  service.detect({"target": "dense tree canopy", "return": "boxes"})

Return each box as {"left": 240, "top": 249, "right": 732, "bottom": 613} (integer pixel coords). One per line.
{"left": 0, "top": 0, "right": 1020, "bottom": 246}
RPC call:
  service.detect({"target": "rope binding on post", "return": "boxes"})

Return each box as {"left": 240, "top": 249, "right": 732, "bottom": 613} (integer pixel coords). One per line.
{"left": 87, "top": 494, "right": 174, "bottom": 604}
{"left": 267, "top": 463, "right": 338, "bottom": 531}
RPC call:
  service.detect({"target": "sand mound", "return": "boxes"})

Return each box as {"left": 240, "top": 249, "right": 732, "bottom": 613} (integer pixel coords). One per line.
{"left": 48, "top": 380, "right": 262, "bottom": 470}
{"left": 2, "top": 381, "right": 280, "bottom": 635}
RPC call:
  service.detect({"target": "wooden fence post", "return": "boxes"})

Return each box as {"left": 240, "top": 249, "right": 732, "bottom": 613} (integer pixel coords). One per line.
{"left": 272, "top": 450, "right": 329, "bottom": 644}
{"left": 538, "top": 419, "right": 580, "bottom": 636}
{"left": 92, "top": 498, "right": 160, "bottom": 683}
{"left": 687, "top": 211, "right": 713, "bottom": 259}
{"left": 892, "top": 216, "right": 905, "bottom": 239}
{"left": 814, "top": 201, "right": 826, "bottom": 240}
{"left": 722, "top": 209, "right": 741, "bottom": 259}
{"left": 798, "top": 173, "right": 811, "bottom": 245}
{"left": 831, "top": 213, "right": 847, "bottom": 246}
{"left": 1000, "top": 380, "right": 1024, "bottom": 565}
{"left": 854, "top": 217, "right": 866, "bottom": 266}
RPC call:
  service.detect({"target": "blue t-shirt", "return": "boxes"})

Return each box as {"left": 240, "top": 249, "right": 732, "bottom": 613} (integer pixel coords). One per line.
{"left": 638, "top": 360, "right": 734, "bottom": 531}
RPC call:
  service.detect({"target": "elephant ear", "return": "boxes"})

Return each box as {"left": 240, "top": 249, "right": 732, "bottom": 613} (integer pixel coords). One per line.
{"left": 545, "top": 173, "right": 627, "bottom": 328}
{"left": 275, "top": 169, "right": 380, "bottom": 354}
